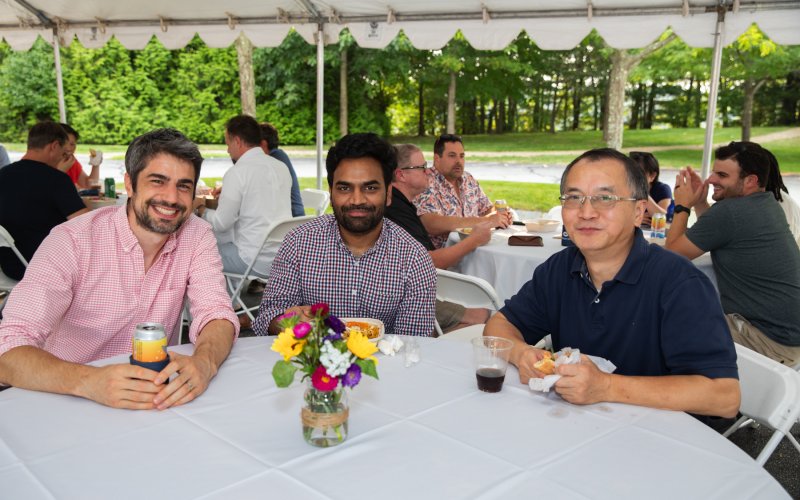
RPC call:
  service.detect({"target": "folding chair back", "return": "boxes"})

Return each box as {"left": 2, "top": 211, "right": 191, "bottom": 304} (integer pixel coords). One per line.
{"left": 723, "top": 344, "right": 800, "bottom": 466}
{"left": 301, "top": 189, "right": 330, "bottom": 215}
{"left": 435, "top": 269, "right": 502, "bottom": 337}
{"left": 0, "top": 224, "right": 27, "bottom": 293}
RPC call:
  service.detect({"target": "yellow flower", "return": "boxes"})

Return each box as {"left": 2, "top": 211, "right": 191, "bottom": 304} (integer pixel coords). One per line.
{"left": 271, "top": 328, "right": 306, "bottom": 361}
{"left": 347, "top": 331, "right": 378, "bottom": 361}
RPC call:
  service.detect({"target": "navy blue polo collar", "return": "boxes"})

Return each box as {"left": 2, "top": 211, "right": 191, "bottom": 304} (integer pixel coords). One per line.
{"left": 569, "top": 227, "right": 649, "bottom": 286}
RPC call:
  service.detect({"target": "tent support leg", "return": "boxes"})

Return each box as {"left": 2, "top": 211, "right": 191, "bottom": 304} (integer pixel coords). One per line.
{"left": 701, "top": 5, "right": 726, "bottom": 178}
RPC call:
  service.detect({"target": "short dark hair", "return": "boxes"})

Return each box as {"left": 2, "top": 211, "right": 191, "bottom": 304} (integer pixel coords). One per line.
{"left": 225, "top": 115, "right": 262, "bottom": 148}
{"left": 27, "top": 121, "right": 67, "bottom": 150}
{"left": 259, "top": 122, "right": 279, "bottom": 150}
{"left": 60, "top": 123, "right": 79, "bottom": 141}
{"left": 561, "top": 148, "right": 648, "bottom": 200}
{"left": 433, "top": 133, "right": 463, "bottom": 157}
{"left": 326, "top": 133, "right": 396, "bottom": 188}
{"left": 125, "top": 128, "right": 203, "bottom": 191}
{"left": 715, "top": 141, "right": 787, "bottom": 202}
{"left": 629, "top": 151, "right": 660, "bottom": 183}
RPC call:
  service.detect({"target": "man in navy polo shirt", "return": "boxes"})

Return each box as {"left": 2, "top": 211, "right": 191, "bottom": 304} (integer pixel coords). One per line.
{"left": 485, "top": 149, "right": 740, "bottom": 418}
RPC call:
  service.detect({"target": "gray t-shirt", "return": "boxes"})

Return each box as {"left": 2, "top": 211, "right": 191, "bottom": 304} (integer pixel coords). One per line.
{"left": 686, "top": 192, "right": 800, "bottom": 346}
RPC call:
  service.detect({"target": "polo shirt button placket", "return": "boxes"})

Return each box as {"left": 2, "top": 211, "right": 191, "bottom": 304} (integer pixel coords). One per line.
{"left": 594, "top": 298, "right": 600, "bottom": 303}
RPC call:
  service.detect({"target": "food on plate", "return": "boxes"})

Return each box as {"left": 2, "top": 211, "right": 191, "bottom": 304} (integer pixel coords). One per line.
{"left": 533, "top": 352, "right": 555, "bottom": 375}
{"left": 345, "top": 320, "right": 381, "bottom": 340}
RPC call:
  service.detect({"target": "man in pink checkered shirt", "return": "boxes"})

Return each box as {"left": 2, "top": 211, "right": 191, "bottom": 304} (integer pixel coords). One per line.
{"left": 0, "top": 129, "right": 239, "bottom": 410}
{"left": 414, "top": 134, "right": 512, "bottom": 248}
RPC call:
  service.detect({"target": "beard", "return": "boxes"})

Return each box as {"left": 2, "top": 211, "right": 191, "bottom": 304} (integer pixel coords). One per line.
{"left": 334, "top": 203, "right": 384, "bottom": 235}
{"left": 132, "top": 197, "right": 189, "bottom": 235}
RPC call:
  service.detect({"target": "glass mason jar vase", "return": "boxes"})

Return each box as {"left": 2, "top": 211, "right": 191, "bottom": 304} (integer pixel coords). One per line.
{"left": 301, "top": 383, "right": 349, "bottom": 447}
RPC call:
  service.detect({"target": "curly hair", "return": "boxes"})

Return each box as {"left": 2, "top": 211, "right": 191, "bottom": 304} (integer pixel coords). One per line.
{"left": 715, "top": 141, "right": 787, "bottom": 202}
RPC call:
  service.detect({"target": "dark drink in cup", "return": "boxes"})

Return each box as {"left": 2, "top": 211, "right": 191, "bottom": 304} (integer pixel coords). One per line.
{"left": 476, "top": 367, "right": 505, "bottom": 393}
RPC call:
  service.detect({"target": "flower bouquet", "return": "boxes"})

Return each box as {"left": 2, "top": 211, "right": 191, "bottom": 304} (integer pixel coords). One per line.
{"left": 271, "top": 303, "right": 379, "bottom": 447}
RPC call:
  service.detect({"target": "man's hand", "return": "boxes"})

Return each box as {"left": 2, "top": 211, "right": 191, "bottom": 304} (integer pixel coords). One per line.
{"left": 514, "top": 346, "right": 553, "bottom": 384}
{"left": 151, "top": 352, "right": 218, "bottom": 410}
{"left": 467, "top": 221, "right": 493, "bottom": 246}
{"left": 78, "top": 363, "right": 162, "bottom": 410}
{"left": 268, "top": 306, "right": 313, "bottom": 334}
{"left": 486, "top": 211, "right": 512, "bottom": 229}
{"left": 57, "top": 154, "right": 75, "bottom": 173}
{"left": 211, "top": 186, "right": 222, "bottom": 198}
{"left": 674, "top": 167, "right": 708, "bottom": 209}
{"left": 553, "top": 355, "right": 611, "bottom": 405}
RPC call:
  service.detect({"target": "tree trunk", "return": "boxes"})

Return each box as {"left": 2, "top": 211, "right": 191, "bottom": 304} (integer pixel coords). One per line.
{"left": 742, "top": 78, "right": 768, "bottom": 141}
{"left": 339, "top": 48, "right": 348, "bottom": 137}
{"left": 235, "top": 34, "right": 256, "bottom": 117}
{"left": 779, "top": 71, "right": 800, "bottom": 125}
{"left": 603, "top": 34, "right": 677, "bottom": 149}
{"left": 446, "top": 70, "right": 457, "bottom": 134}
{"left": 629, "top": 82, "right": 642, "bottom": 130}
{"left": 496, "top": 98, "right": 506, "bottom": 134}
{"left": 644, "top": 82, "right": 656, "bottom": 129}
{"left": 479, "top": 98, "right": 486, "bottom": 134}
{"left": 693, "top": 78, "right": 703, "bottom": 127}
{"left": 572, "top": 82, "right": 582, "bottom": 130}
{"left": 417, "top": 81, "right": 425, "bottom": 137}
{"left": 549, "top": 77, "right": 561, "bottom": 134}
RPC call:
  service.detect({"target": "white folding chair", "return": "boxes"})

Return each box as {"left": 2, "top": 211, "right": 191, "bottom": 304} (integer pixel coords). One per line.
{"left": 301, "top": 189, "right": 330, "bottom": 215}
{"left": 723, "top": 343, "right": 800, "bottom": 466}
{"left": 435, "top": 269, "right": 503, "bottom": 338}
{"left": 0, "top": 225, "right": 28, "bottom": 313}
{"left": 224, "top": 215, "right": 316, "bottom": 322}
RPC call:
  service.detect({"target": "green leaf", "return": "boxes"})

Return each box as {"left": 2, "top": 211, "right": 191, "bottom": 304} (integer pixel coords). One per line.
{"left": 272, "top": 360, "right": 298, "bottom": 387}
{"left": 356, "top": 359, "right": 379, "bottom": 380}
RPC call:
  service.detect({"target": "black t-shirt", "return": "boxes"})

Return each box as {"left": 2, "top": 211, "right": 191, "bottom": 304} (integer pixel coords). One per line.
{"left": 384, "top": 186, "right": 435, "bottom": 252}
{"left": 0, "top": 159, "right": 86, "bottom": 280}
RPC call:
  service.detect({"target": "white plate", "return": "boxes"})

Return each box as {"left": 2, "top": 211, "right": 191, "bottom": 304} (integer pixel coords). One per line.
{"left": 341, "top": 318, "right": 385, "bottom": 343}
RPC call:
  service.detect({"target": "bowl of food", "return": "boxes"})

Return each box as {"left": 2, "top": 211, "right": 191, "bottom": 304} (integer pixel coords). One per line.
{"left": 524, "top": 219, "right": 561, "bottom": 233}
{"left": 342, "top": 318, "right": 385, "bottom": 343}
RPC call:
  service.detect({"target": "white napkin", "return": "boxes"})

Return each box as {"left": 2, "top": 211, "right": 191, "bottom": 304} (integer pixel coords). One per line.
{"left": 377, "top": 335, "right": 404, "bottom": 356}
{"left": 528, "top": 348, "right": 616, "bottom": 393}
{"left": 88, "top": 150, "right": 103, "bottom": 167}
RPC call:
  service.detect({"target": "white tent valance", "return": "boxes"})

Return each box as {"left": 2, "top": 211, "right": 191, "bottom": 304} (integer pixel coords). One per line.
{"left": 1, "top": 1, "right": 798, "bottom": 51}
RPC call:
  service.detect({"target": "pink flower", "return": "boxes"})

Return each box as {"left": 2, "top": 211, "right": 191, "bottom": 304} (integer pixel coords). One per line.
{"left": 293, "top": 322, "right": 311, "bottom": 339}
{"left": 311, "top": 365, "right": 339, "bottom": 391}
{"left": 309, "top": 303, "right": 330, "bottom": 318}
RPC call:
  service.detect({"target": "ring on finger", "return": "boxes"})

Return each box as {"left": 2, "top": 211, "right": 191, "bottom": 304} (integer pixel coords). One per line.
{"left": 186, "top": 381, "right": 194, "bottom": 391}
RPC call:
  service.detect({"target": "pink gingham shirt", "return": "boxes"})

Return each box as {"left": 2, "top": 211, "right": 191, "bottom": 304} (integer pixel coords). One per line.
{"left": 0, "top": 206, "right": 239, "bottom": 364}
{"left": 414, "top": 167, "right": 494, "bottom": 248}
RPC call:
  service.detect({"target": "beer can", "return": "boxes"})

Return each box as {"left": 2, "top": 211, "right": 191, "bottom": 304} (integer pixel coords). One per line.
{"left": 651, "top": 213, "right": 667, "bottom": 239}
{"left": 104, "top": 177, "right": 117, "bottom": 199}
{"left": 494, "top": 199, "right": 509, "bottom": 213}
{"left": 132, "top": 322, "right": 167, "bottom": 363}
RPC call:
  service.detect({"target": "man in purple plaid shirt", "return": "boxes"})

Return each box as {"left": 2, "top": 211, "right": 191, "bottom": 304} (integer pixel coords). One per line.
{"left": 254, "top": 133, "right": 437, "bottom": 337}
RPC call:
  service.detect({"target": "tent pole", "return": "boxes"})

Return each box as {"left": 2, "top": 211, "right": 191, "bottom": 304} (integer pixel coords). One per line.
{"left": 315, "top": 24, "right": 324, "bottom": 190}
{"left": 701, "top": 5, "right": 726, "bottom": 178}
{"left": 52, "top": 28, "right": 67, "bottom": 123}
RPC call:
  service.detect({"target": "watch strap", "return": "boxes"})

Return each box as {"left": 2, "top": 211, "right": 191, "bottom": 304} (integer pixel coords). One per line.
{"left": 674, "top": 204, "right": 691, "bottom": 215}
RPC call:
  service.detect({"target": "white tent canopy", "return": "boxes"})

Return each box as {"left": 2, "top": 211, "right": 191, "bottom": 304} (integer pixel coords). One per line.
{"left": 1, "top": 0, "right": 798, "bottom": 179}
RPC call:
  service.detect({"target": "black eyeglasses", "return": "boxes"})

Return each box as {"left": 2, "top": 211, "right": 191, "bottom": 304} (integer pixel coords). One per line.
{"left": 559, "top": 194, "right": 639, "bottom": 210}
{"left": 400, "top": 162, "right": 428, "bottom": 171}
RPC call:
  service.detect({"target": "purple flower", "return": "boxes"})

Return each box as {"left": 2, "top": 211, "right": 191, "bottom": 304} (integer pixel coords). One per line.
{"left": 342, "top": 363, "right": 362, "bottom": 388}
{"left": 293, "top": 322, "right": 311, "bottom": 339}
{"left": 325, "top": 315, "right": 346, "bottom": 334}
{"left": 323, "top": 331, "right": 342, "bottom": 343}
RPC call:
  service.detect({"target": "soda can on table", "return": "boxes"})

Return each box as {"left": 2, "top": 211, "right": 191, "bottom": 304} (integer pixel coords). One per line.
{"left": 651, "top": 213, "right": 667, "bottom": 239}
{"left": 131, "top": 322, "right": 169, "bottom": 371}
{"left": 104, "top": 177, "right": 117, "bottom": 199}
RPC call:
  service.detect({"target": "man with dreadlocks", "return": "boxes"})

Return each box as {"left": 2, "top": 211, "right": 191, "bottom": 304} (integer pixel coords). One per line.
{"left": 666, "top": 142, "right": 800, "bottom": 366}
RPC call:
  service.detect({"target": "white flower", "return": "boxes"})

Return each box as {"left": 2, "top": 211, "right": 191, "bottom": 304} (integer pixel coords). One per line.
{"left": 320, "top": 340, "right": 351, "bottom": 377}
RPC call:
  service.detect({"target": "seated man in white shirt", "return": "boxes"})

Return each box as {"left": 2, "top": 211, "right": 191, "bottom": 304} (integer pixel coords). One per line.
{"left": 194, "top": 115, "right": 293, "bottom": 278}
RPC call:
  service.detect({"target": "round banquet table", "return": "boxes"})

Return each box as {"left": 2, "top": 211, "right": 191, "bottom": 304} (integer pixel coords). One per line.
{"left": 448, "top": 226, "right": 717, "bottom": 303}
{"left": 0, "top": 337, "right": 786, "bottom": 500}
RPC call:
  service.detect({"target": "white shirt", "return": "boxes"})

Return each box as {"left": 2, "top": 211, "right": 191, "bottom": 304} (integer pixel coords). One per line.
{"left": 204, "top": 147, "right": 292, "bottom": 274}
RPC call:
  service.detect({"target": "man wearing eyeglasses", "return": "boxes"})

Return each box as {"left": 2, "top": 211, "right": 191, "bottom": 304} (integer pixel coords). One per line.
{"left": 485, "top": 148, "right": 740, "bottom": 418}
{"left": 386, "top": 144, "right": 493, "bottom": 333}
{"left": 666, "top": 142, "right": 800, "bottom": 366}
{"left": 414, "top": 134, "right": 512, "bottom": 248}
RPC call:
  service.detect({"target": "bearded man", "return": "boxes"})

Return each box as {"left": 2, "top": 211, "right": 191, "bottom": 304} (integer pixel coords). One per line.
{"left": 0, "top": 128, "right": 239, "bottom": 410}
{"left": 254, "top": 133, "right": 436, "bottom": 337}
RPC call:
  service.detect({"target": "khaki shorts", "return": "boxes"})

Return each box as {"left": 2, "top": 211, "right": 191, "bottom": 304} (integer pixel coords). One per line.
{"left": 725, "top": 313, "right": 800, "bottom": 367}
{"left": 436, "top": 299, "right": 466, "bottom": 332}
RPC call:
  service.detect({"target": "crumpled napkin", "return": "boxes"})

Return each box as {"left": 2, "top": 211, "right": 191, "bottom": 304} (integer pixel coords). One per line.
{"left": 528, "top": 348, "right": 616, "bottom": 393}
{"left": 377, "top": 335, "right": 404, "bottom": 356}
{"left": 88, "top": 149, "right": 103, "bottom": 167}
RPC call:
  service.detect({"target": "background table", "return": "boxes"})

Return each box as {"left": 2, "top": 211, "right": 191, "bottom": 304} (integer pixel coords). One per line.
{"left": 450, "top": 227, "right": 716, "bottom": 302}
{"left": 0, "top": 337, "right": 785, "bottom": 499}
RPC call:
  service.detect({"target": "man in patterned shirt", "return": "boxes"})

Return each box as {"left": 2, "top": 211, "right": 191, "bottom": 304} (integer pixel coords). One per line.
{"left": 415, "top": 134, "right": 512, "bottom": 248}
{"left": 254, "top": 133, "right": 437, "bottom": 337}
{"left": 0, "top": 129, "right": 239, "bottom": 410}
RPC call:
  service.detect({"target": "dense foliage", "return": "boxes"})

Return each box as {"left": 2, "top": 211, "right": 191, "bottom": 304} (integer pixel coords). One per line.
{"left": 0, "top": 26, "right": 797, "bottom": 145}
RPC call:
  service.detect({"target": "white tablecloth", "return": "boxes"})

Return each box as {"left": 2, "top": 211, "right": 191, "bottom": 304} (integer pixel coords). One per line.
{"left": 450, "top": 227, "right": 716, "bottom": 302}
{"left": 0, "top": 337, "right": 785, "bottom": 500}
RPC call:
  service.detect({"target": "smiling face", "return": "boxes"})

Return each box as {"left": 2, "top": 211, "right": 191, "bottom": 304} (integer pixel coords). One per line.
{"left": 433, "top": 141, "right": 465, "bottom": 182}
{"left": 561, "top": 158, "right": 645, "bottom": 258}
{"left": 707, "top": 158, "right": 752, "bottom": 201}
{"left": 331, "top": 157, "right": 387, "bottom": 237}
{"left": 125, "top": 153, "right": 195, "bottom": 235}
